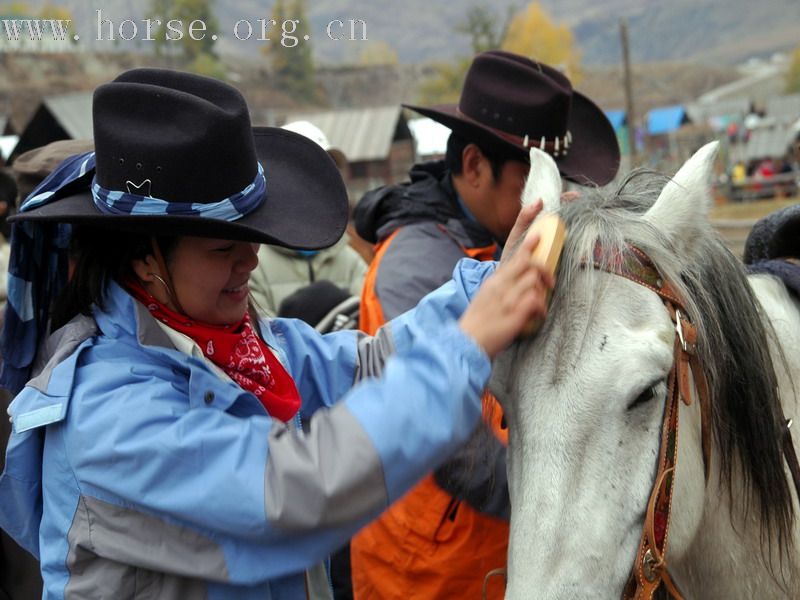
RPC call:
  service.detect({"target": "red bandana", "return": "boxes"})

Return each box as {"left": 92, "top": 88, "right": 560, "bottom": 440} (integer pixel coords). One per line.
{"left": 124, "top": 279, "right": 301, "bottom": 422}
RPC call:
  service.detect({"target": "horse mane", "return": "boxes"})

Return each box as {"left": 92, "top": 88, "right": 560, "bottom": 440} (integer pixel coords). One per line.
{"left": 546, "top": 169, "right": 795, "bottom": 559}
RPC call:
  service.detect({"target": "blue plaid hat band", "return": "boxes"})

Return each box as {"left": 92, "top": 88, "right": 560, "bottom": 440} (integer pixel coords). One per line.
{"left": 91, "top": 162, "right": 266, "bottom": 220}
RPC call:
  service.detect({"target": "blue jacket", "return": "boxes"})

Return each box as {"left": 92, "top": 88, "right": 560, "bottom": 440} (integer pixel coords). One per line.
{"left": 0, "top": 259, "right": 494, "bottom": 599}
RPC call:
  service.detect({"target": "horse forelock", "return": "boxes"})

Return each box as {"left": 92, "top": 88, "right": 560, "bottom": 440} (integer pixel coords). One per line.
{"left": 547, "top": 170, "right": 795, "bottom": 560}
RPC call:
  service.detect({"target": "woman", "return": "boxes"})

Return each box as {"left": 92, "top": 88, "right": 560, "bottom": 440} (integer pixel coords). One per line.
{"left": 0, "top": 69, "right": 551, "bottom": 599}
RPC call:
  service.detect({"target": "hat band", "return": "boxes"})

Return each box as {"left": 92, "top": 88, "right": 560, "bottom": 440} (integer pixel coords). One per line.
{"left": 91, "top": 163, "right": 266, "bottom": 221}
{"left": 21, "top": 151, "right": 95, "bottom": 212}
{"left": 455, "top": 108, "right": 572, "bottom": 157}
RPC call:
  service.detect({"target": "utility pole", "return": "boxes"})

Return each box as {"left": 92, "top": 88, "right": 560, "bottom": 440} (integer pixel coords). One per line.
{"left": 620, "top": 18, "right": 637, "bottom": 167}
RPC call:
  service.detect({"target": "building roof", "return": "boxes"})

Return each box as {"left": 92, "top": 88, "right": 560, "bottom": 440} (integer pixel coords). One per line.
{"left": 765, "top": 94, "right": 800, "bottom": 124}
{"left": 283, "top": 105, "right": 407, "bottom": 162}
{"left": 744, "top": 125, "right": 795, "bottom": 161}
{"left": 686, "top": 98, "right": 750, "bottom": 126}
{"left": 646, "top": 105, "right": 689, "bottom": 135}
{"left": 0, "top": 135, "right": 19, "bottom": 161}
{"left": 696, "top": 62, "right": 787, "bottom": 107}
{"left": 407, "top": 117, "right": 450, "bottom": 158}
{"left": 9, "top": 91, "right": 93, "bottom": 163}
{"left": 43, "top": 92, "right": 93, "bottom": 139}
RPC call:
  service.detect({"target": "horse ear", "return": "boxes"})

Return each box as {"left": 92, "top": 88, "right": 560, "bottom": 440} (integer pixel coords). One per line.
{"left": 643, "top": 141, "right": 719, "bottom": 251}
{"left": 522, "top": 147, "right": 562, "bottom": 214}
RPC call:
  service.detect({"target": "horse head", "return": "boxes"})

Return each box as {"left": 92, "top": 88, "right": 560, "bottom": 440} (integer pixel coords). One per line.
{"left": 492, "top": 143, "right": 798, "bottom": 598}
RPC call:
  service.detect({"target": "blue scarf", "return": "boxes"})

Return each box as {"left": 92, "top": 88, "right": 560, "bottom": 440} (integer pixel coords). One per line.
{"left": 0, "top": 152, "right": 266, "bottom": 394}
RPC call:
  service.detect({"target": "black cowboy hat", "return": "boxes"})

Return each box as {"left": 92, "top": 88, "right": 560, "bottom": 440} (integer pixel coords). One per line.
{"left": 9, "top": 68, "right": 349, "bottom": 250}
{"left": 405, "top": 50, "right": 620, "bottom": 186}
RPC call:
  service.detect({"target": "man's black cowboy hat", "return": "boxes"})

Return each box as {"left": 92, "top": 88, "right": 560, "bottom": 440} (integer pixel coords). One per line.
{"left": 10, "top": 68, "right": 349, "bottom": 250}
{"left": 405, "top": 50, "right": 620, "bottom": 186}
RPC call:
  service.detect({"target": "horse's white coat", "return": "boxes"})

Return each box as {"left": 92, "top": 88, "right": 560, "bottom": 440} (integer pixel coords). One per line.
{"left": 495, "top": 143, "right": 800, "bottom": 599}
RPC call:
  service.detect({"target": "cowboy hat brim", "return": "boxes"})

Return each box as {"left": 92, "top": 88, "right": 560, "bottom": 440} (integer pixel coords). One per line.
{"left": 9, "top": 128, "right": 349, "bottom": 250}
{"left": 404, "top": 90, "right": 620, "bottom": 186}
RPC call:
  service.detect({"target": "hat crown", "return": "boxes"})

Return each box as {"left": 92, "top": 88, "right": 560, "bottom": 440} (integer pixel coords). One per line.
{"left": 458, "top": 50, "right": 572, "bottom": 140}
{"left": 93, "top": 69, "right": 258, "bottom": 204}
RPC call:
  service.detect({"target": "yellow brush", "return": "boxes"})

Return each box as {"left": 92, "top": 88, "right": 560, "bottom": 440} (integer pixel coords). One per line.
{"left": 522, "top": 212, "right": 566, "bottom": 336}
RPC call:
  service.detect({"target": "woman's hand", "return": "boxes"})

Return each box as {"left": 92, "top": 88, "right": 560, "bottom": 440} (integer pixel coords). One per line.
{"left": 460, "top": 231, "right": 554, "bottom": 359}
{"left": 501, "top": 200, "right": 542, "bottom": 264}
{"left": 502, "top": 191, "right": 579, "bottom": 264}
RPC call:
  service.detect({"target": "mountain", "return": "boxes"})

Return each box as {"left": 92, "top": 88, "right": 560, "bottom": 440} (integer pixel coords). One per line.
{"left": 9, "top": 0, "right": 800, "bottom": 66}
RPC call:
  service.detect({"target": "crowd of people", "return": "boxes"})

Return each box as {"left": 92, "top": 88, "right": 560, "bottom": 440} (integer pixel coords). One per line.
{"left": 0, "top": 50, "right": 619, "bottom": 599}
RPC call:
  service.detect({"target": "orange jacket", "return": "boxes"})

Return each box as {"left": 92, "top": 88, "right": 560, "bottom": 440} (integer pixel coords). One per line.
{"left": 352, "top": 221, "right": 509, "bottom": 600}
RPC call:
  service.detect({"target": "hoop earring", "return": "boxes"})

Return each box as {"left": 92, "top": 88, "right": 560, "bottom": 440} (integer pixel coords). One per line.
{"left": 149, "top": 237, "right": 186, "bottom": 314}
{"left": 147, "top": 272, "right": 174, "bottom": 302}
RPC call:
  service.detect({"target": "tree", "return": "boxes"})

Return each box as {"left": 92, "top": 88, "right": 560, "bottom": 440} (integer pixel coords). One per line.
{"left": 37, "top": 3, "right": 75, "bottom": 43}
{"left": 37, "top": 3, "right": 72, "bottom": 21}
{"left": 149, "top": 0, "right": 219, "bottom": 62}
{"left": 501, "top": 1, "right": 582, "bottom": 84}
{"left": 787, "top": 45, "right": 800, "bottom": 93}
{"left": 417, "top": 58, "right": 471, "bottom": 105}
{"left": 261, "top": 0, "right": 286, "bottom": 63}
{"left": 0, "top": 2, "right": 32, "bottom": 15}
{"left": 415, "top": 6, "right": 515, "bottom": 105}
{"left": 358, "top": 41, "right": 398, "bottom": 67}
{"left": 189, "top": 51, "right": 226, "bottom": 79}
{"left": 455, "top": 5, "right": 514, "bottom": 54}
{"left": 266, "top": 0, "right": 318, "bottom": 101}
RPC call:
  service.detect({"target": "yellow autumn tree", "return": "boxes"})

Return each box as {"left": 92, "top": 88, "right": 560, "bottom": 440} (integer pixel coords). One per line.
{"left": 37, "top": 3, "right": 75, "bottom": 43}
{"left": 787, "top": 45, "right": 800, "bottom": 94}
{"left": 0, "top": 2, "right": 32, "bottom": 15}
{"left": 417, "top": 58, "right": 471, "bottom": 105}
{"left": 416, "top": 6, "right": 510, "bottom": 105}
{"left": 38, "top": 3, "right": 73, "bottom": 21}
{"left": 501, "top": 2, "right": 582, "bottom": 84}
{"left": 358, "top": 41, "right": 398, "bottom": 67}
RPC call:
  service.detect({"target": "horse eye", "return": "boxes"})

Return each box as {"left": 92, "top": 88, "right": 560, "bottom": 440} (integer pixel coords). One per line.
{"left": 627, "top": 380, "right": 665, "bottom": 411}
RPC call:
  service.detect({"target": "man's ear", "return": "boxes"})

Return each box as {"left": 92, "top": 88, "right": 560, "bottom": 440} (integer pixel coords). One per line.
{"left": 131, "top": 253, "right": 160, "bottom": 282}
{"left": 461, "top": 143, "right": 488, "bottom": 188}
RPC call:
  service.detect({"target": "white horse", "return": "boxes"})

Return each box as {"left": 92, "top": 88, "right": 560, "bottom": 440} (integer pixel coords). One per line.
{"left": 492, "top": 143, "right": 800, "bottom": 599}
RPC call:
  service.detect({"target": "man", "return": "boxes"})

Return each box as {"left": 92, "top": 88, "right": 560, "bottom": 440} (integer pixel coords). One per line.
{"left": 249, "top": 120, "right": 367, "bottom": 318}
{"left": 350, "top": 50, "right": 620, "bottom": 599}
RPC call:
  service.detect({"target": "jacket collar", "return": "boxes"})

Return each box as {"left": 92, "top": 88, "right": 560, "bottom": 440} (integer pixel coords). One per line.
{"left": 353, "top": 160, "right": 496, "bottom": 249}
{"left": 94, "top": 280, "right": 176, "bottom": 350}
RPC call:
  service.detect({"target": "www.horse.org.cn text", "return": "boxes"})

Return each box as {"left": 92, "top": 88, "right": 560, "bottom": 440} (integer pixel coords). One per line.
{"left": 0, "top": 11, "right": 368, "bottom": 47}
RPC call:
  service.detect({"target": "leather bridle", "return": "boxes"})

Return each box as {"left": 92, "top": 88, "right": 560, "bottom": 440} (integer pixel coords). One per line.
{"left": 484, "top": 243, "right": 800, "bottom": 600}
{"left": 594, "top": 243, "right": 800, "bottom": 600}
{"left": 592, "top": 244, "right": 710, "bottom": 600}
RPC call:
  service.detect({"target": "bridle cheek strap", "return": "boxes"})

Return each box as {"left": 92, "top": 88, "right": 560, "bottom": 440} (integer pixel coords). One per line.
{"left": 592, "top": 248, "right": 711, "bottom": 600}
{"left": 667, "top": 301, "right": 713, "bottom": 482}
{"left": 624, "top": 351, "right": 685, "bottom": 600}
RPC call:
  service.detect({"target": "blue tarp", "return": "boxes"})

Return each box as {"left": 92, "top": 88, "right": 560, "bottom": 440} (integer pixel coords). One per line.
{"left": 604, "top": 109, "right": 626, "bottom": 131}
{"left": 647, "top": 105, "right": 689, "bottom": 135}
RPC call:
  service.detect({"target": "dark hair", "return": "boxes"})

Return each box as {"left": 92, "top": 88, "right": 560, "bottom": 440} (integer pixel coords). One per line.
{"left": 444, "top": 132, "right": 523, "bottom": 181}
{"left": 0, "top": 171, "right": 17, "bottom": 239}
{"left": 50, "top": 226, "right": 178, "bottom": 331}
